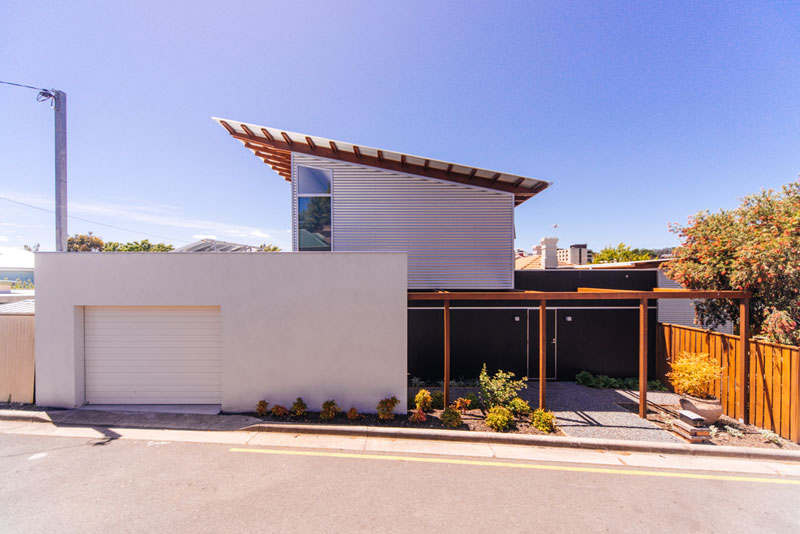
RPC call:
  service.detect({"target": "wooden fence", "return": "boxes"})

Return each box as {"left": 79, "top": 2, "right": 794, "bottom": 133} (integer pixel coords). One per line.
{"left": 0, "top": 315, "right": 35, "bottom": 403}
{"left": 657, "top": 323, "right": 800, "bottom": 443}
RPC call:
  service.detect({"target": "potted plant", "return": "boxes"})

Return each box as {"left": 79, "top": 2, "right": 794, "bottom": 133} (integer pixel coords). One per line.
{"left": 666, "top": 351, "right": 723, "bottom": 424}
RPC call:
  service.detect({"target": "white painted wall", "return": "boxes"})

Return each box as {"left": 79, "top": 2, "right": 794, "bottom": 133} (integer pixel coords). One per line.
{"left": 35, "top": 252, "right": 407, "bottom": 412}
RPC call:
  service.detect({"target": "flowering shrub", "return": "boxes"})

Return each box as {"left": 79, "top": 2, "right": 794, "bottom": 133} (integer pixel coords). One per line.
{"left": 376, "top": 396, "right": 400, "bottom": 420}
{"left": 507, "top": 397, "right": 531, "bottom": 417}
{"left": 665, "top": 180, "right": 800, "bottom": 345}
{"left": 271, "top": 404, "right": 288, "bottom": 417}
{"left": 346, "top": 407, "right": 361, "bottom": 421}
{"left": 530, "top": 409, "right": 556, "bottom": 433}
{"left": 667, "top": 352, "right": 720, "bottom": 398}
{"left": 479, "top": 364, "right": 527, "bottom": 409}
{"left": 320, "top": 400, "right": 340, "bottom": 420}
{"left": 414, "top": 389, "right": 433, "bottom": 412}
{"left": 484, "top": 406, "right": 514, "bottom": 432}
{"left": 291, "top": 397, "right": 308, "bottom": 418}
{"left": 255, "top": 400, "right": 269, "bottom": 416}
{"left": 440, "top": 405, "right": 462, "bottom": 429}
{"left": 409, "top": 408, "right": 427, "bottom": 423}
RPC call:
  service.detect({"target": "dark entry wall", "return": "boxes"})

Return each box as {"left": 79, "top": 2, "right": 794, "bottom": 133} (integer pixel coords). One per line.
{"left": 408, "top": 269, "right": 660, "bottom": 382}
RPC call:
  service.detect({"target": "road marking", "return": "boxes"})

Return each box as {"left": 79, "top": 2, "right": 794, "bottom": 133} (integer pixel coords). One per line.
{"left": 229, "top": 447, "right": 800, "bottom": 485}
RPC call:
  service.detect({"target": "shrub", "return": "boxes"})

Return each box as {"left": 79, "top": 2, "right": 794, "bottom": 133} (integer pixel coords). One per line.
{"left": 271, "top": 404, "right": 288, "bottom": 417}
{"left": 465, "top": 392, "right": 480, "bottom": 410}
{"left": 440, "top": 405, "right": 462, "bottom": 429}
{"left": 346, "top": 406, "right": 361, "bottom": 421}
{"left": 478, "top": 363, "right": 527, "bottom": 409}
{"left": 431, "top": 391, "right": 445, "bottom": 410}
{"left": 507, "top": 397, "right": 531, "bottom": 417}
{"left": 320, "top": 400, "right": 340, "bottom": 420}
{"left": 666, "top": 352, "right": 721, "bottom": 398}
{"left": 531, "top": 409, "right": 556, "bottom": 433}
{"left": 409, "top": 408, "right": 427, "bottom": 423}
{"left": 255, "top": 400, "right": 269, "bottom": 416}
{"left": 376, "top": 396, "right": 400, "bottom": 420}
{"left": 453, "top": 397, "right": 472, "bottom": 413}
{"left": 576, "top": 370, "right": 669, "bottom": 392}
{"left": 725, "top": 425, "right": 743, "bottom": 438}
{"left": 291, "top": 397, "right": 308, "bottom": 418}
{"left": 415, "top": 389, "right": 433, "bottom": 412}
{"left": 484, "top": 406, "right": 514, "bottom": 432}
{"left": 409, "top": 376, "right": 424, "bottom": 388}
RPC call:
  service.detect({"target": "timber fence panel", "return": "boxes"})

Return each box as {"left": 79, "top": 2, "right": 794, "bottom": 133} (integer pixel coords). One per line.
{"left": 0, "top": 315, "right": 35, "bottom": 403}
{"left": 657, "top": 323, "right": 800, "bottom": 443}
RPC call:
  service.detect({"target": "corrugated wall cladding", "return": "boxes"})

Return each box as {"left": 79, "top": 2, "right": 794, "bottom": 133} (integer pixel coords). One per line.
{"left": 656, "top": 270, "right": 733, "bottom": 334}
{"left": 0, "top": 315, "right": 35, "bottom": 403}
{"left": 292, "top": 153, "right": 514, "bottom": 289}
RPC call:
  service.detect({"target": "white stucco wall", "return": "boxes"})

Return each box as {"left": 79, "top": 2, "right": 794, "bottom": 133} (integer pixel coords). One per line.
{"left": 34, "top": 252, "right": 407, "bottom": 412}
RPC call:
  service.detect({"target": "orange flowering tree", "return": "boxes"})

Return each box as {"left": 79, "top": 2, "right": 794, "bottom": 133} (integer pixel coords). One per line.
{"left": 664, "top": 180, "right": 800, "bottom": 345}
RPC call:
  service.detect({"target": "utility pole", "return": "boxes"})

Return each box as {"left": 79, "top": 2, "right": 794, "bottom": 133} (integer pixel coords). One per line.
{"left": 54, "top": 90, "right": 68, "bottom": 251}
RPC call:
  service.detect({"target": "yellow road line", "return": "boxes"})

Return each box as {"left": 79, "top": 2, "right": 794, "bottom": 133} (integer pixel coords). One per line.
{"left": 229, "top": 447, "right": 800, "bottom": 485}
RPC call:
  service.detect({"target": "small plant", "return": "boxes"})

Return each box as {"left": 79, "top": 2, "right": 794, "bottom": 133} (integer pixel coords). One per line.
{"left": 478, "top": 364, "right": 527, "bottom": 409}
{"left": 376, "top": 396, "right": 400, "bottom": 420}
{"left": 453, "top": 397, "right": 472, "bottom": 413}
{"left": 291, "top": 397, "right": 308, "bottom": 417}
{"left": 724, "top": 425, "right": 743, "bottom": 438}
{"left": 758, "top": 428, "right": 782, "bottom": 444}
{"left": 575, "top": 370, "right": 669, "bottom": 392}
{"left": 530, "top": 409, "right": 556, "bottom": 433}
{"left": 484, "top": 406, "right": 514, "bottom": 432}
{"left": 255, "top": 400, "right": 269, "bottom": 416}
{"left": 415, "top": 389, "right": 433, "bottom": 412}
{"left": 440, "top": 405, "right": 462, "bottom": 429}
{"left": 271, "top": 404, "right": 288, "bottom": 417}
{"left": 431, "top": 391, "right": 445, "bottom": 410}
{"left": 507, "top": 397, "right": 531, "bottom": 417}
{"left": 709, "top": 425, "right": 719, "bottom": 438}
{"left": 465, "top": 392, "right": 480, "bottom": 410}
{"left": 409, "top": 376, "right": 424, "bottom": 388}
{"left": 667, "top": 352, "right": 721, "bottom": 399}
{"left": 346, "top": 406, "right": 361, "bottom": 421}
{"left": 320, "top": 400, "right": 340, "bottom": 420}
{"left": 409, "top": 408, "right": 427, "bottom": 423}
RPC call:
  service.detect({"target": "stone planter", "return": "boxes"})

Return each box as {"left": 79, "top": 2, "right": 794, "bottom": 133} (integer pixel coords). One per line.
{"left": 679, "top": 395, "right": 723, "bottom": 425}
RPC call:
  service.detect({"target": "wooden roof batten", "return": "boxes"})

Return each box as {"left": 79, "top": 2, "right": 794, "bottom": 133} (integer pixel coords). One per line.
{"left": 214, "top": 118, "right": 551, "bottom": 205}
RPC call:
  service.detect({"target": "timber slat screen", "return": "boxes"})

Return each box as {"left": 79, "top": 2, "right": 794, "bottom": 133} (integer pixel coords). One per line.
{"left": 657, "top": 323, "right": 800, "bottom": 443}
{"left": 0, "top": 315, "right": 35, "bottom": 403}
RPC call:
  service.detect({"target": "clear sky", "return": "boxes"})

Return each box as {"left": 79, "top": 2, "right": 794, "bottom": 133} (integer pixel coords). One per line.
{"left": 1, "top": 1, "right": 798, "bottom": 267}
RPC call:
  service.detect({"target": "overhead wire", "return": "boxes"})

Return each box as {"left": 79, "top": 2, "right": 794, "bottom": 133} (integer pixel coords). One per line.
{"left": 0, "top": 196, "right": 189, "bottom": 244}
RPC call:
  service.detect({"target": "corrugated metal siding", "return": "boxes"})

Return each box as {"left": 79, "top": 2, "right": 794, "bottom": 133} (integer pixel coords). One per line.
{"left": 0, "top": 315, "right": 35, "bottom": 403}
{"left": 84, "top": 306, "right": 221, "bottom": 404}
{"left": 292, "top": 153, "right": 514, "bottom": 289}
{"left": 657, "top": 270, "right": 733, "bottom": 334}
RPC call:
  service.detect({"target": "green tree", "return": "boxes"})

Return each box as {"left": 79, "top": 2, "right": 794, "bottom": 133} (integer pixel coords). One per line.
{"left": 591, "top": 243, "right": 653, "bottom": 264}
{"left": 257, "top": 244, "right": 282, "bottom": 251}
{"left": 67, "top": 232, "right": 104, "bottom": 251}
{"left": 103, "top": 239, "right": 173, "bottom": 251}
{"left": 664, "top": 180, "right": 800, "bottom": 345}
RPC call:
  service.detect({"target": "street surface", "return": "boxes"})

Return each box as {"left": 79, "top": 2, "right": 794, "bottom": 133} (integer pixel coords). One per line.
{"left": 1, "top": 428, "right": 798, "bottom": 533}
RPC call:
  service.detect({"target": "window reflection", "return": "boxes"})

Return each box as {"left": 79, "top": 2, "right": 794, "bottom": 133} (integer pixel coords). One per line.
{"left": 298, "top": 196, "right": 331, "bottom": 251}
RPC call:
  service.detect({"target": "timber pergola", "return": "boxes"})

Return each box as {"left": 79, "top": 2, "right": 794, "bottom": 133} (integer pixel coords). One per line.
{"left": 408, "top": 288, "right": 751, "bottom": 419}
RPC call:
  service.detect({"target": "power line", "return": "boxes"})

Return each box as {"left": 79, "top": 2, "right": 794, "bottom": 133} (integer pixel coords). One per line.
{"left": 0, "top": 80, "right": 49, "bottom": 91}
{"left": 0, "top": 196, "right": 189, "bottom": 244}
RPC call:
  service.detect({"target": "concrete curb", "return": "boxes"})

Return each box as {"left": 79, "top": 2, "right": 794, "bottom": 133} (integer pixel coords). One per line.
{"left": 242, "top": 422, "right": 800, "bottom": 462}
{"left": 3, "top": 409, "right": 799, "bottom": 463}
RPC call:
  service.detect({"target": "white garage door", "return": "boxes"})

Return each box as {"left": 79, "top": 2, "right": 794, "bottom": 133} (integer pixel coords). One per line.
{"left": 85, "top": 306, "right": 221, "bottom": 404}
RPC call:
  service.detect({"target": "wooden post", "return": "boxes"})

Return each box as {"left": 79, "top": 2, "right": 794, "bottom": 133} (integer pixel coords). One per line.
{"left": 539, "top": 300, "right": 547, "bottom": 410}
{"left": 443, "top": 299, "right": 450, "bottom": 406}
{"left": 738, "top": 299, "right": 750, "bottom": 422}
{"left": 639, "top": 298, "right": 648, "bottom": 418}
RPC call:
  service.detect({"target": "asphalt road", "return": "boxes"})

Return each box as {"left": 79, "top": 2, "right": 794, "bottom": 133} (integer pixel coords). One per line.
{"left": 0, "top": 433, "right": 798, "bottom": 533}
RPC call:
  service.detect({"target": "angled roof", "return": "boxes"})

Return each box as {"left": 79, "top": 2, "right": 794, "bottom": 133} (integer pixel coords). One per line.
{"left": 174, "top": 239, "right": 256, "bottom": 252}
{"left": 213, "top": 118, "right": 551, "bottom": 206}
{"left": 0, "top": 299, "right": 34, "bottom": 315}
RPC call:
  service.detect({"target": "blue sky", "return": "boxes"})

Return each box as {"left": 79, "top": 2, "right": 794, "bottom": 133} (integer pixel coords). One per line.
{"left": 1, "top": 1, "right": 798, "bottom": 266}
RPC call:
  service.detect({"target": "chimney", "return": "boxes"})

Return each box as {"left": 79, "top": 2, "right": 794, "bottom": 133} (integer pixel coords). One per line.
{"left": 569, "top": 244, "right": 588, "bottom": 265}
{"left": 532, "top": 244, "right": 542, "bottom": 256}
{"left": 540, "top": 237, "right": 559, "bottom": 269}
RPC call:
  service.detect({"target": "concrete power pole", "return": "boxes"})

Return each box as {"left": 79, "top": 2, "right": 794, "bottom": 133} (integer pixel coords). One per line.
{"left": 54, "top": 90, "right": 67, "bottom": 251}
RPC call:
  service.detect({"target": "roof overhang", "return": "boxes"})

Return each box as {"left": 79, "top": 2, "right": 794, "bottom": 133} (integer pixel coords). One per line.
{"left": 213, "top": 118, "right": 551, "bottom": 206}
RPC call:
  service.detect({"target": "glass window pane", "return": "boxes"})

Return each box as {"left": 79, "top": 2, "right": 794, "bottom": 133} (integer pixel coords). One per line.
{"left": 298, "top": 196, "right": 331, "bottom": 251}
{"left": 297, "top": 166, "right": 331, "bottom": 194}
